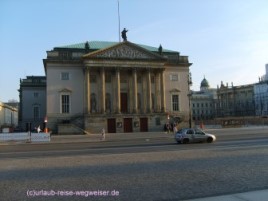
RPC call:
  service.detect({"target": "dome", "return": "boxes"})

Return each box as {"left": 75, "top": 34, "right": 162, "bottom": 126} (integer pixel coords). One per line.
{"left": 200, "top": 77, "right": 209, "bottom": 91}
{"left": 201, "top": 78, "right": 209, "bottom": 87}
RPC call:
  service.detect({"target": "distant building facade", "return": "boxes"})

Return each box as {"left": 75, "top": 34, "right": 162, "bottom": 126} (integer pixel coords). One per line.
{"left": 43, "top": 41, "right": 192, "bottom": 133}
{"left": 0, "top": 101, "right": 18, "bottom": 132}
{"left": 254, "top": 64, "right": 268, "bottom": 116}
{"left": 254, "top": 81, "right": 268, "bottom": 116}
{"left": 216, "top": 82, "right": 255, "bottom": 117}
{"left": 191, "top": 77, "right": 217, "bottom": 121}
{"left": 260, "top": 64, "right": 268, "bottom": 81}
{"left": 18, "top": 76, "right": 46, "bottom": 131}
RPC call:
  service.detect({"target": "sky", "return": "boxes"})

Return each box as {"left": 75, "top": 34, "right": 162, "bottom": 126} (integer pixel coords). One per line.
{"left": 0, "top": 0, "right": 268, "bottom": 102}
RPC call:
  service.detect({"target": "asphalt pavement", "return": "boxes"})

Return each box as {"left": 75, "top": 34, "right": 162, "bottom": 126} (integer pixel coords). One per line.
{"left": 1, "top": 127, "right": 268, "bottom": 201}
{"left": 52, "top": 130, "right": 268, "bottom": 201}
{"left": 185, "top": 189, "right": 268, "bottom": 201}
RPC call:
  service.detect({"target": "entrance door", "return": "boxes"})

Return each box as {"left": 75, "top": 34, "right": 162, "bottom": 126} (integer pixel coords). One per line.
{"left": 124, "top": 118, "right": 133, "bottom": 132}
{"left": 140, "top": 118, "right": 148, "bottom": 132}
{"left": 121, "top": 93, "right": 128, "bottom": 113}
{"left": 107, "top": 118, "right": 116, "bottom": 133}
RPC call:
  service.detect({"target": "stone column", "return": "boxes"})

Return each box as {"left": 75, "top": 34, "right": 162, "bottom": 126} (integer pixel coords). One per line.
{"left": 142, "top": 75, "right": 147, "bottom": 113}
{"left": 116, "top": 68, "right": 121, "bottom": 113}
{"left": 147, "top": 69, "right": 152, "bottom": 113}
{"left": 100, "top": 67, "right": 105, "bottom": 113}
{"left": 155, "top": 71, "right": 160, "bottom": 112}
{"left": 160, "top": 70, "right": 166, "bottom": 112}
{"left": 84, "top": 68, "right": 91, "bottom": 114}
{"left": 133, "top": 68, "right": 138, "bottom": 113}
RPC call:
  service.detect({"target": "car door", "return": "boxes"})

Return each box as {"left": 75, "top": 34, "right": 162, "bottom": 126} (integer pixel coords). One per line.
{"left": 194, "top": 129, "right": 206, "bottom": 142}
{"left": 186, "top": 129, "right": 195, "bottom": 142}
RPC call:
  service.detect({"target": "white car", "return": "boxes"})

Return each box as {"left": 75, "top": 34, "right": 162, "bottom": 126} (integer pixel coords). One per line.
{"left": 175, "top": 128, "right": 216, "bottom": 144}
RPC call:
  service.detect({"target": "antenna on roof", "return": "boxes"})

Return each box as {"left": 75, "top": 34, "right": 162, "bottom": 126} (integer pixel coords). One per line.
{"left": 118, "top": 0, "right": 121, "bottom": 42}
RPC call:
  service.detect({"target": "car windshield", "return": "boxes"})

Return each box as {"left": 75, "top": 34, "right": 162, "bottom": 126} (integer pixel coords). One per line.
{"left": 195, "top": 129, "right": 205, "bottom": 135}
{"left": 177, "top": 129, "right": 185, "bottom": 133}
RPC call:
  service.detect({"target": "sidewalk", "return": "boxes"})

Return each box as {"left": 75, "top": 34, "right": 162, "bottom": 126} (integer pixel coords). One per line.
{"left": 185, "top": 189, "right": 268, "bottom": 201}
{"left": 51, "top": 131, "right": 174, "bottom": 144}
{"left": 0, "top": 131, "right": 174, "bottom": 145}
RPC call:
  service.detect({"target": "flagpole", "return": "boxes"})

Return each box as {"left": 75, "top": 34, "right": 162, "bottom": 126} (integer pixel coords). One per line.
{"left": 118, "top": 0, "right": 121, "bottom": 42}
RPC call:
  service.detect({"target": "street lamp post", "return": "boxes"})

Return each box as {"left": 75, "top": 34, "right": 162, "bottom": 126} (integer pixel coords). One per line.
{"left": 188, "top": 72, "right": 193, "bottom": 128}
{"left": 167, "top": 114, "right": 170, "bottom": 133}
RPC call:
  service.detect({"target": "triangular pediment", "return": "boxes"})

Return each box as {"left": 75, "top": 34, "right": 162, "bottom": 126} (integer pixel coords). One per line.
{"left": 83, "top": 41, "right": 166, "bottom": 61}
{"left": 59, "top": 88, "right": 72, "bottom": 93}
{"left": 170, "top": 88, "right": 181, "bottom": 93}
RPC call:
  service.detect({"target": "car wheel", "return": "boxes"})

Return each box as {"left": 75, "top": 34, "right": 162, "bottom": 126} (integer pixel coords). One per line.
{"left": 207, "top": 137, "right": 213, "bottom": 143}
{"left": 176, "top": 140, "right": 181, "bottom": 144}
{"left": 183, "top": 138, "right": 189, "bottom": 144}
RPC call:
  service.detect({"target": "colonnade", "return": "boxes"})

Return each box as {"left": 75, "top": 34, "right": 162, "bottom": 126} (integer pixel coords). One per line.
{"left": 84, "top": 67, "right": 166, "bottom": 114}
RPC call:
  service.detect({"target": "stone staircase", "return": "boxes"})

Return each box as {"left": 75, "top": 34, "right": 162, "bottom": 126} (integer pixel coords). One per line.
{"left": 57, "top": 115, "right": 90, "bottom": 135}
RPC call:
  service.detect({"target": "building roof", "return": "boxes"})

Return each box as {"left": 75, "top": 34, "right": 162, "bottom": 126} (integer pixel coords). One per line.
{"left": 201, "top": 77, "right": 209, "bottom": 88}
{"left": 56, "top": 41, "right": 177, "bottom": 53}
{"left": 82, "top": 41, "right": 166, "bottom": 61}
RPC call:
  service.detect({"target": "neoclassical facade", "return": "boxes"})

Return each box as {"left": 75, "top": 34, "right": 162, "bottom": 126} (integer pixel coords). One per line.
{"left": 216, "top": 81, "right": 255, "bottom": 117}
{"left": 44, "top": 41, "right": 191, "bottom": 133}
{"left": 18, "top": 76, "right": 46, "bottom": 131}
{"left": 191, "top": 78, "right": 217, "bottom": 121}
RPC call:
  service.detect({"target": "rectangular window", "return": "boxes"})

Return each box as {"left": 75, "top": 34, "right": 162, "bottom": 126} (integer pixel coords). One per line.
{"left": 120, "top": 76, "right": 128, "bottom": 83}
{"left": 137, "top": 76, "right": 142, "bottom": 83}
{"left": 61, "top": 72, "right": 69, "bottom": 80}
{"left": 33, "top": 106, "right": 40, "bottom": 119}
{"left": 90, "top": 74, "right": 97, "bottom": 83}
{"left": 105, "top": 73, "right": 112, "bottom": 83}
{"left": 170, "top": 74, "right": 178, "bottom": 81}
{"left": 34, "top": 92, "right": 39, "bottom": 98}
{"left": 61, "top": 95, "right": 70, "bottom": 113}
{"left": 151, "top": 76, "right": 155, "bottom": 84}
{"left": 155, "top": 117, "right": 161, "bottom": 125}
{"left": 172, "top": 95, "right": 179, "bottom": 111}
{"left": 59, "top": 52, "right": 71, "bottom": 59}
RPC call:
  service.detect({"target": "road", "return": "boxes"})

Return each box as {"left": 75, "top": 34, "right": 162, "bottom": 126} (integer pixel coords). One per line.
{"left": 0, "top": 127, "right": 268, "bottom": 201}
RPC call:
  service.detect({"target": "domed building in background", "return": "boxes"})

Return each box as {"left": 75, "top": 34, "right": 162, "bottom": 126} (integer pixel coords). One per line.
{"left": 191, "top": 77, "right": 217, "bottom": 121}
{"left": 200, "top": 77, "right": 210, "bottom": 91}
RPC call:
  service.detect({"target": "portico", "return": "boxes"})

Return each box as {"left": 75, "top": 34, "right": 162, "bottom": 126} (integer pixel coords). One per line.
{"left": 84, "top": 66, "right": 166, "bottom": 115}
{"left": 82, "top": 41, "right": 168, "bottom": 133}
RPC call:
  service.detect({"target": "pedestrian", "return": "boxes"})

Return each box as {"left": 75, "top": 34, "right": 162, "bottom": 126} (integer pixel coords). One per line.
{"left": 173, "top": 124, "right": 178, "bottom": 134}
{"left": 101, "top": 128, "right": 105, "bottom": 140}
{"left": 37, "top": 125, "right": 41, "bottom": 133}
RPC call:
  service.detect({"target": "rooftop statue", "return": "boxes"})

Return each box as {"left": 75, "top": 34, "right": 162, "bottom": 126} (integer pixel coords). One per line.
{"left": 158, "top": 44, "right": 162, "bottom": 55}
{"left": 121, "top": 28, "right": 128, "bottom": 41}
